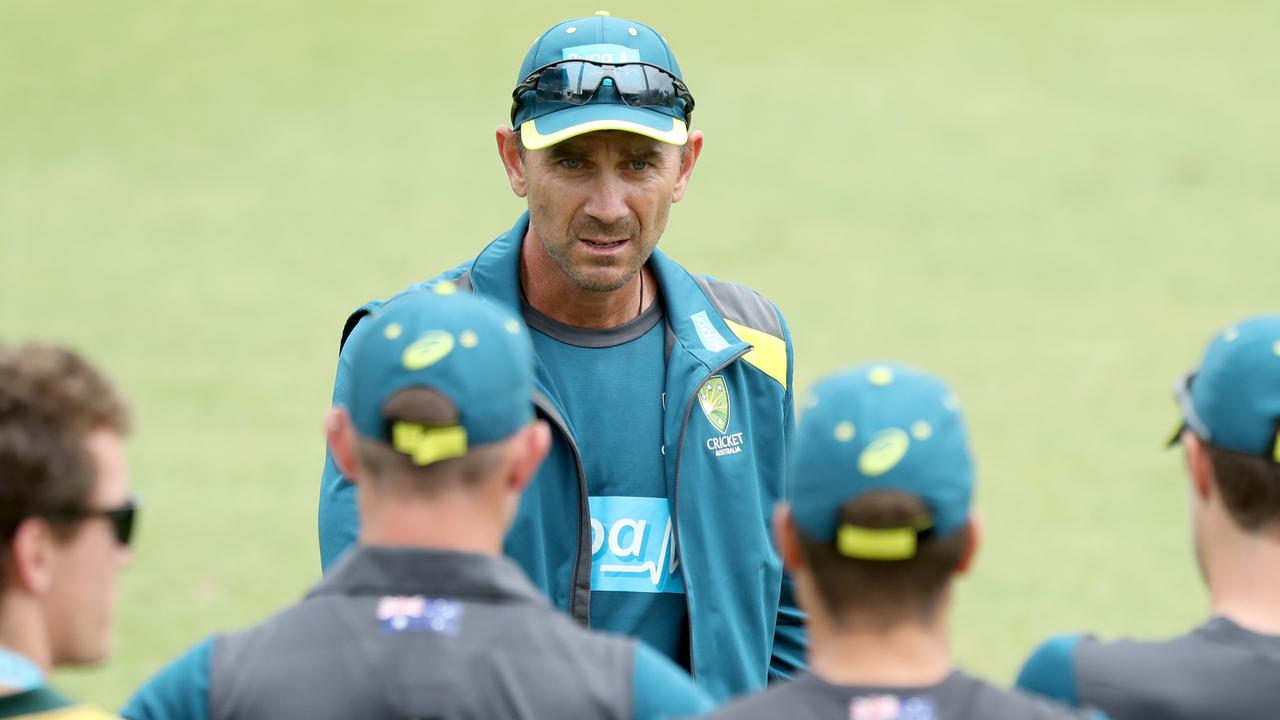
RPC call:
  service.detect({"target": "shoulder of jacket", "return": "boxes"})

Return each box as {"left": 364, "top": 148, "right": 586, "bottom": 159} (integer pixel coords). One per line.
{"left": 693, "top": 276, "right": 790, "bottom": 390}
{"left": 692, "top": 276, "right": 786, "bottom": 338}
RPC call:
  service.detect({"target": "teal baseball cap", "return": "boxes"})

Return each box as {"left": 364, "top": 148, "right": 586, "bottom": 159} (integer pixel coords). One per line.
{"left": 510, "top": 12, "right": 693, "bottom": 150}
{"left": 344, "top": 285, "right": 534, "bottom": 466}
{"left": 1171, "top": 314, "right": 1280, "bottom": 463}
{"left": 790, "top": 364, "right": 975, "bottom": 561}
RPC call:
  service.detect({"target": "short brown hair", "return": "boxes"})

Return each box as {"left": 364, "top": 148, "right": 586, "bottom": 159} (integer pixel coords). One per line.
{"left": 0, "top": 344, "right": 130, "bottom": 583}
{"left": 797, "top": 490, "right": 967, "bottom": 628}
{"left": 355, "top": 387, "right": 506, "bottom": 497}
{"left": 1208, "top": 444, "right": 1280, "bottom": 532}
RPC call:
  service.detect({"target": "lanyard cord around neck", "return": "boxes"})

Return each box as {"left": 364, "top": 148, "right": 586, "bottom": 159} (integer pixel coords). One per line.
{"left": 0, "top": 647, "right": 44, "bottom": 692}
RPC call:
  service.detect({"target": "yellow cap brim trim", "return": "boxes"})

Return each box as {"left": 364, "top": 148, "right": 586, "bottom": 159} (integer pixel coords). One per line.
{"left": 519, "top": 117, "right": 688, "bottom": 150}
{"left": 391, "top": 422, "right": 468, "bottom": 467}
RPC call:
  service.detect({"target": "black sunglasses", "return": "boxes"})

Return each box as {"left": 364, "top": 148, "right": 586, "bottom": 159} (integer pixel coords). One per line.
{"left": 45, "top": 495, "right": 138, "bottom": 546}
{"left": 510, "top": 59, "right": 695, "bottom": 125}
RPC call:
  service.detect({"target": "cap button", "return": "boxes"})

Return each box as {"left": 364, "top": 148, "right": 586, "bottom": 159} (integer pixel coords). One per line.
{"left": 595, "top": 10, "right": 610, "bottom": 15}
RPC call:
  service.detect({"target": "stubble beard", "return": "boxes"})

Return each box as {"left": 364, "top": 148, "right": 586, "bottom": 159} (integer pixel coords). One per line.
{"left": 538, "top": 216, "right": 651, "bottom": 294}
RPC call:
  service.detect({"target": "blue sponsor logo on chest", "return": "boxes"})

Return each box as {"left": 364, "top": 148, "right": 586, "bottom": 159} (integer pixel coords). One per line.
{"left": 589, "top": 496, "right": 684, "bottom": 594}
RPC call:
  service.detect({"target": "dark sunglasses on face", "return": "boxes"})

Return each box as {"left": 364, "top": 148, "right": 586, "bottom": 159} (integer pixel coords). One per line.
{"left": 510, "top": 60, "right": 695, "bottom": 125}
{"left": 45, "top": 495, "right": 138, "bottom": 546}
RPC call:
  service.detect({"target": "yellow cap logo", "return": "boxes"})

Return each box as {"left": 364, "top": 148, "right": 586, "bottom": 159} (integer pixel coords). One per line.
{"left": 858, "top": 428, "right": 910, "bottom": 477}
{"left": 911, "top": 421, "right": 933, "bottom": 440}
{"left": 868, "top": 366, "right": 894, "bottom": 386}
{"left": 833, "top": 421, "right": 856, "bottom": 442}
{"left": 402, "top": 331, "right": 455, "bottom": 371}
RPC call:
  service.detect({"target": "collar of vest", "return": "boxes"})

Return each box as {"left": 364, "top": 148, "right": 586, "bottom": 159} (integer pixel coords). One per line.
{"left": 468, "top": 213, "right": 753, "bottom": 371}
{"left": 309, "top": 546, "right": 550, "bottom": 607}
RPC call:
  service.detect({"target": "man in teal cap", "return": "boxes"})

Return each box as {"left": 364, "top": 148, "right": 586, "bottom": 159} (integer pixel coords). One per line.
{"left": 1018, "top": 315, "right": 1280, "bottom": 719}
{"left": 710, "top": 364, "right": 1102, "bottom": 719}
{"left": 123, "top": 290, "right": 712, "bottom": 719}
{"left": 318, "top": 12, "right": 804, "bottom": 699}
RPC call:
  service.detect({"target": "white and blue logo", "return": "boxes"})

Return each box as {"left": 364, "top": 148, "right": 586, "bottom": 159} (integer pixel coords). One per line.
{"left": 563, "top": 44, "right": 642, "bottom": 63}
{"left": 589, "top": 496, "right": 684, "bottom": 594}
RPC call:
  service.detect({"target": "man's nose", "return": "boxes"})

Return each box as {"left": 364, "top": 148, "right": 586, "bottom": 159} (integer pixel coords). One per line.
{"left": 582, "top": 172, "right": 630, "bottom": 227}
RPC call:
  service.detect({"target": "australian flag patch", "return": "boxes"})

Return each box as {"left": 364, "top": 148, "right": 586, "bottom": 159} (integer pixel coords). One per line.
{"left": 849, "top": 694, "right": 937, "bottom": 720}
{"left": 376, "top": 595, "right": 463, "bottom": 636}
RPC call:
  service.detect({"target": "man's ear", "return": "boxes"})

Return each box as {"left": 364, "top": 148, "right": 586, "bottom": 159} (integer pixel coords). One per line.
{"left": 325, "top": 407, "right": 362, "bottom": 483}
{"left": 9, "top": 517, "right": 56, "bottom": 595}
{"left": 773, "top": 503, "right": 806, "bottom": 574}
{"left": 955, "top": 511, "right": 983, "bottom": 575}
{"left": 496, "top": 126, "right": 528, "bottom": 198}
{"left": 1184, "top": 431, "right": 1215, "bottom": 504}
{"left": 671, "top": 130, "right": 704, "bottom": 204}
{"left": 509, "top": 420, "right": 551, "bottom": 494}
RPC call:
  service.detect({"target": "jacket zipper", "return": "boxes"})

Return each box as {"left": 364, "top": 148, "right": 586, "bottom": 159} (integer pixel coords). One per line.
{"left": 670, "top": 348, "right": 750, "bottom": 679}
{"left": 531, "top": 391, "right": 592, "bottom": 626}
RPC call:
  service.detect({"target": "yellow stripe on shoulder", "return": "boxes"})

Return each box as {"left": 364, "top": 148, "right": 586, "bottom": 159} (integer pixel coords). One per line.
{"left": 724, "top": 319, "right": 788, "bottom": 390}
{"left": 26, "top": 705, "right": 119, "bottom": 720}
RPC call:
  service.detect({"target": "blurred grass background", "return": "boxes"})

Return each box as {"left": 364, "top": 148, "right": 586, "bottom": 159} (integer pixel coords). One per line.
{"left": 2, "top": 0, "right": 1277, "bottom": 708}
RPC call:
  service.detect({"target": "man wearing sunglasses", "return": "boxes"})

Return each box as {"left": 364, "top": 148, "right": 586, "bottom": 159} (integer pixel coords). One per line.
{"left": 124, "top": 290, "right": 711, "bottom": 719}
{"left": 0, "top": 344, "right": 134, "bottom": 718}
{"left": 1017, "top": 314, "right": 1280, "bottom": 719}
{"left": 317, "top": 12, "right": 804, "bottom": 700}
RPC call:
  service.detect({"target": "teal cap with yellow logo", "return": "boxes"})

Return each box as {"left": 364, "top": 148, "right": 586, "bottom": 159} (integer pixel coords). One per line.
{"left": 1171, "top": 314, "right": 1280, "bottom": 462}
{"left": 510, "top": 12, "right": 692, "bottom": 149}
{"left": 790, "top": 364, "right": 975, "bottom": 561}
{"left": 344, "top": 286, "right": 534, "bottom": 466}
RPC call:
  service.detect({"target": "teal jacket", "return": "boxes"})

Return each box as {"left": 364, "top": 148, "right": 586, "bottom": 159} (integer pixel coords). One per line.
{"left": 318, "top": 213, "right": 806, "bottom": 700}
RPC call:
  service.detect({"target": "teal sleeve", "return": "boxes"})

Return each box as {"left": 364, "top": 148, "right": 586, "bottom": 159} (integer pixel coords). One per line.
{"left": 120, "top": 637, "right": 214, "bottom": 720}
{"left": 317, "top": 313, "right": 371, "bottom": 573}
{"left": 769, "top": 310, "right": 807, "bottom": 681}
{"left": 1016, "top": 633, "right": 1083, "bottom": 708}
{"left": 633, "top": 642, "right": 716, "bottom": 719}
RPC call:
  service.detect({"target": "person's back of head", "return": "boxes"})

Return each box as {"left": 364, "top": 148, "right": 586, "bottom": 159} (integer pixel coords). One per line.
{"left": 325, "top": 287, "right": 549, "bottom": 553}
{"left": 0, "top": 343, "right": 133, "bottom": 686}
{"left": 795, "top": 489, "right": 970, "bottom": 631}
{"left": 1171, "top": 315, "right": 1280, "bottom": 620}
{"left": 710, "top": 364, "right": 1100, "bottom": 719}
{"left": 1015, "top": 316, "right": 1280, "bottom": 719}
{"left": 783, "top": 364, "right": 977, "bottom": 634}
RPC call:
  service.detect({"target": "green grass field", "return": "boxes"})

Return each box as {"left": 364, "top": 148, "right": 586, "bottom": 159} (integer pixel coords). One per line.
{"left": 3, "top": 0, "right": 1278, "bottom": 708}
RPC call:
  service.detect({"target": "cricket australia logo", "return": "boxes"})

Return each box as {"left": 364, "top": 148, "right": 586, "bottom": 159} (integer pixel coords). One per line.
{"left": 699, "top": 376, "right": 745, "bottom": 457}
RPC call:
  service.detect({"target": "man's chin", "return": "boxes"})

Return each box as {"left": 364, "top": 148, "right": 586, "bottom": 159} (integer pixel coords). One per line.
{"left": 568, "top": 269, "right": 640, "bottom": 294}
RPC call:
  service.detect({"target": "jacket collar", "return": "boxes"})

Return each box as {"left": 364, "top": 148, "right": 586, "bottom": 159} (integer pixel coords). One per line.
{"left": 309, "top": 545, "right": 550, "bottom": 607}
{"left": 470, "top": 213, "right": 751, "bottom": 373}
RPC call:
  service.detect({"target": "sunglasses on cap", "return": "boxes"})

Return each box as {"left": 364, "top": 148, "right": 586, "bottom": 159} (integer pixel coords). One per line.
{"left": 1169, "top": 371, "right": 1211, "bottom": 445}
{"left": 510, "top": 60, "right": 695, "bottom": 125}
{"left": 45, "top": 495, "right": 138, "bottom": 546}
